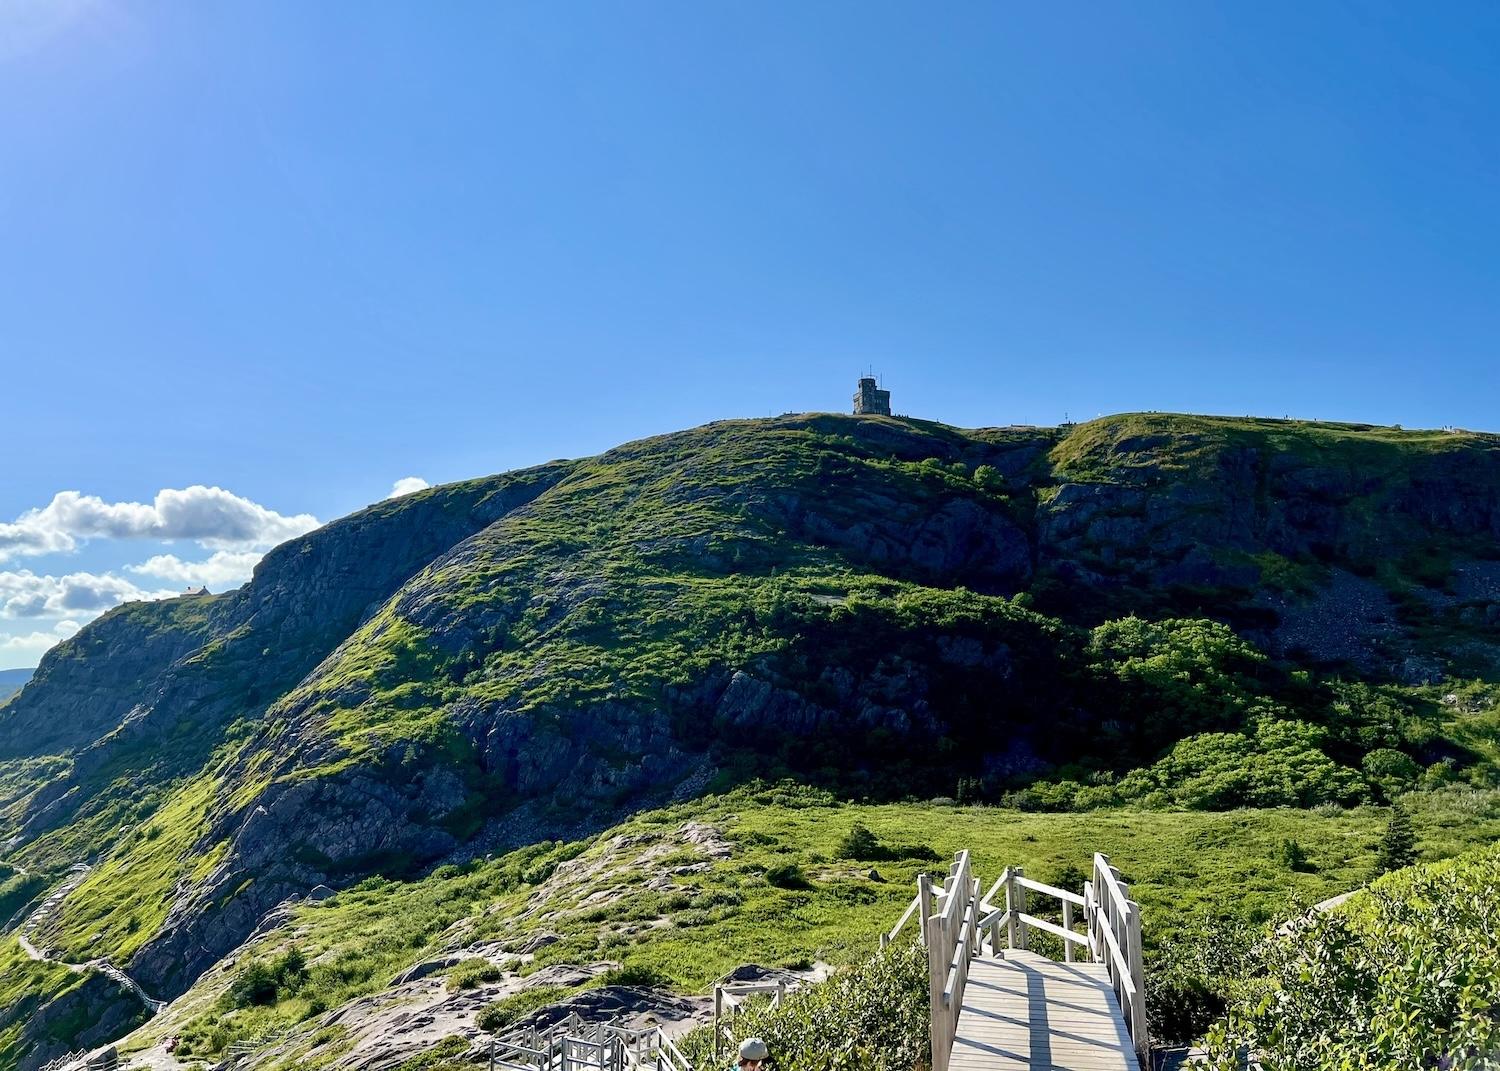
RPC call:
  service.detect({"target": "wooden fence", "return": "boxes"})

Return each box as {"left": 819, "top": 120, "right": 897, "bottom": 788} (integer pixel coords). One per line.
{"left": 488, "top": 1014, "right": 692, "bottom": 1071}
{"left": 883, "top": 850, "right": 1149, "bottom": 1070}
{"left": 712, "top": 978, "right": 789, "bottom": 1063}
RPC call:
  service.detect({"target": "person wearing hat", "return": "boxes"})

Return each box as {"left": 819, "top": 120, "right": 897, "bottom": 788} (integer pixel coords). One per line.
{"left": 735, "top": 1037, "right": 769, "bottom": 1071}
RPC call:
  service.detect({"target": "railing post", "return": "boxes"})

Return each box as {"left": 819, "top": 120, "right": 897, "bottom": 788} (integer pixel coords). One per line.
{"left": 919, "top": 872, "right": 947, "bottom": 1071}
{"left": 1013, "top": 866, "right": 1028, "bottom": 951}
{"left": 918, "top": 873, "right": 933, "bottom": 949}
{"left": 1125, "top": 899, "right": 1149, "bottom": 1064}
{"left": 967, "top": 876, "right": 979, "bottom": 965}
{"left": 1004, "top": 869, "right": 1017, "bottom": 950}
{"left": 712, "top": 986, "right": 722, "bottom": 1064}
{"left": 1062, "top": 898, "right": 1074, "bottom": 963}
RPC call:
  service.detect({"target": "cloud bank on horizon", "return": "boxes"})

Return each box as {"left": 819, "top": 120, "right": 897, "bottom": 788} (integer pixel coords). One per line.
{"left": 0, "top": 486, "right": 319, "bottom": 563}
{"left": 0, "top": 484, "right": 327, "bottom": 670}
{"left": 0, "top": 478, "right": 435, "bottom": 669}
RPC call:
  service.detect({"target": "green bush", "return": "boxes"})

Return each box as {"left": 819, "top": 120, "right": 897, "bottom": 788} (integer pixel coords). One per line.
{"left": 476, "top": 985, "right": 572, "bottom": 1032}
{"left": 598, "top": 963, "right": 670, "bottom": 988}
{"left": 227, "top": 961, "right": 279, "bottom": 1007}
{"left": 1145, "top": 916, "right": 1256, "bottom": 1046}
{"left": 1279, "top": 838, "right": 1312, "bottom": 873}
{"left": 765, "top": 863, "right": 811, "bottom": 889}
{"left": 1205, "top": 844, "right": 1500, "bottom": 1069}
{"left": 1117, "top": 719, "right": 1364, "bottom": 810}
{"left": 1374, "top": 801, "right": 1418, "bottom": 875}
{"left": 226, "top": 947, "right": 307, "bottom": 1007}
{"left": 1086, "top": 616, "right": 1279, "bottom": 757}
{"left": 836, "top": 824, "right": 884, "bottom": 860}
{"left": 1362, "top": 748, "right": 1421, "bottom": 800}
{"left": 0, "top": 871, "right": 46, "bottom": 927}
{"left": 446, "top": 958, "right": 505, "bottom": 991}
{"left": 392, "top": 1035, "right": 470, "bottom": 1071}
{"left": 680, "top": 943, "right": 927, "bottom": 1071}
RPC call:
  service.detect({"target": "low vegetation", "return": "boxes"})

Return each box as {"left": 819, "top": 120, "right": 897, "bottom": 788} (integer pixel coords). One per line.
{"left": 5, "top": 411, "right": 1500, "bottom": 1070}
{"left": 1204, "top": 843, "right": 1500, "bottom": 1069}
{"left": 116, "top": 783, "right": 1500, "bottom": 1065}
{"left": 679, "top": 942, "right": 928, "bottom": 1071}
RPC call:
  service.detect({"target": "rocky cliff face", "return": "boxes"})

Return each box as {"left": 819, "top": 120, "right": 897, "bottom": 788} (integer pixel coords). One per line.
{"left": 0, "top": 464, "right": 571, "bottom": 860}
{"left": 2, "top": 411, "right": 1498, "bottom": 1066}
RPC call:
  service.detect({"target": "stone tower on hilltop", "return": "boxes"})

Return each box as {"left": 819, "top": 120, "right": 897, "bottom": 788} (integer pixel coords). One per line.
{"left": 852, "top": 376, "right": 891, "bottom": 416}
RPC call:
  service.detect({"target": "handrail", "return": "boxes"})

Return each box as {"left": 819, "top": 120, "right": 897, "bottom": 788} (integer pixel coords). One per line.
{"left": 1091, "top": 853, "right": 1149, "bottom": 1063}
{"left": 1013, "top": 874, "right": 1086, "bottom": 907}
{"left": 1093, "top": 852, "right": 1133, "bottom": 917}
{"left": 1016, "top": 911, "right": 1091, "bottom": 948}
{"left": 882, "top": 892, "right": 923, "bottom": 948}
{"left": 980, "top": 866, "right": 1010, "bottom": 909}
{"left": 1090, "top": 912, "right": 1137, "bottom": 995}
{"left": 976, "top": 906, "right": 1010, "bottom": 932}
{"left": 490, "top": 1018, "right": 695, "bottom": 1071}
{"left": 900, "top": 850, "right": 1148, "bottom": 1071}
{"left": 921, "top": 851, "right": 975, "bottom": 1071}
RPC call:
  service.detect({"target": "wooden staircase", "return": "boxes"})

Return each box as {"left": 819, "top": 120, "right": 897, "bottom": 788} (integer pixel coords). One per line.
{"left": 884, "top": 851, "right": 1149, "bottom": 1071}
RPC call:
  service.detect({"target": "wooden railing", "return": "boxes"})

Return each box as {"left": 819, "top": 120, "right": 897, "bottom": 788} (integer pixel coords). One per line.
{"left": 489, "top": 1015, "right": 692, "bottom": 1071}
{"left": 712, "top": 979, "right": 789, "bottom": 1063}
{"left": 885, "top": 850, "right": 1149, "bottom": 1071}
{"left": 1086, "top": 853, "right": 1149, "bottom": 1065}
{"left": 918, "top": 850, "right": 979, "bottom": 1071}
{"left": 38, "top": 1049, "right": 117, "bottom": 1071}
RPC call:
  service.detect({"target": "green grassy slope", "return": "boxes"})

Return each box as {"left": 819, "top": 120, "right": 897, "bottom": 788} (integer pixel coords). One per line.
{"left": 114, "top": 784, "right": 1500, "bottom": 1067}
{"left": 1205, "top": 837, "right": 1500, "bottom": 1067}
{"left": 3, "top": 410, "right": 1500, "bottom": 1068}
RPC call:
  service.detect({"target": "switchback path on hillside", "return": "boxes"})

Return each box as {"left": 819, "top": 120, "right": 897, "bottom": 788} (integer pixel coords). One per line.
{"left": 16, "top": 863, "right": 166, "bottom": 1014}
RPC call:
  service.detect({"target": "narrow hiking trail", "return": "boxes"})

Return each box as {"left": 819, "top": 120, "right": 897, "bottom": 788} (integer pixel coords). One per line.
{"left": 18, "top": 863, "right": 91, "bottom": 961}
{"left": 15, "top": 863, "right": 166, "bottom": 1014}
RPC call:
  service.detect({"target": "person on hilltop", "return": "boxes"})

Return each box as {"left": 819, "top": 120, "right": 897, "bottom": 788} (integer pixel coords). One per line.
{"left": 735, "top": 1038, "right": 769, "bottom": 1071}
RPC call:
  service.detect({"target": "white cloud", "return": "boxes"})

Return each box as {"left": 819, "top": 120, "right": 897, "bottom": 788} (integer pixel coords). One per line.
{"left": 127, "top": 550, "right": 263, "bottom": 589}
{"left": 389, "top": 477, "right": 430, "bottom": 498}
{"left": 0, "top": 570, "right": 174, "bottom": 619}
{"left": 0, "top": 486, "right": 320, "bottom": 563}
{"left": 0, "top": 620, "right": 82, "bottom": 666}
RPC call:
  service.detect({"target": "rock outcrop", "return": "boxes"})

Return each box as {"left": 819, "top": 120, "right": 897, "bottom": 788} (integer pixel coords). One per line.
{"left": 3, "top": 411, "right": 1499, "bottom": 1069}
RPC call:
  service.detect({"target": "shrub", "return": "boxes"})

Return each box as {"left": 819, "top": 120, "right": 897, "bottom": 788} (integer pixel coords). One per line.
{"left": 1205, "top": 844, "right": 1500, "bottom": 1068}
{"left": 1145, "top": 916, "right": 1257, "bottom": 1046}
{"left": 1086, "top": 616, "right": 1277, "bottom": 757}
{"left": 226, "top": 961, "right": 280, "bottom": 1007}
{"left": 598, "top": 964, "right": 669, "bottom": 988}
{"left": 392, "top": 1035, "right": 470, "bottom": 1071}
{"left": 446, "top": 958, "right": 504, "bottom": 991}
{"left": 836, "top": 823, "right": 885, "bottom": 860}
{"left": 972, "top": 465, "right": 1004, "bottom": 491}
{"left": 679, "top": 942, "right": 927, "bottom": 1071}
{"left": 1047, "top": 862, "right": 1089, "bottom": 893}
{"left": 1279, "top": 838, "right": 1312, "bottom": 873}
{"left": 226, "top": 947, "right": 308, "bottom": 1007}
{"left": 1362, "top": 748, "right": 1420, "bottom": 800}
{"left": 476, "top": 985, "right": 572, "bottom": 1032}
{"left": 1374, "top": 801, "right": 1417, "bottom": 875}
{"left": 1118, "top": 719, "right": 1364, "bottom": 810}
{"left": 765, "top": 863, "right": 811, "bottom": 889}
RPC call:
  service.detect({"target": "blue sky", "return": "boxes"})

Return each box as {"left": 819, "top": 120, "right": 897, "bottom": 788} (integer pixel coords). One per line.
{"left": 2, "top": 1, "right": 1498, "bottom": 667}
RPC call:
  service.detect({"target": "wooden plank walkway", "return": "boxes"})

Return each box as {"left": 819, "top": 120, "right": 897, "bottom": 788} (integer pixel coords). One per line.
{"left": 949, "top": 951, "right": 1136, "bottom": 1071}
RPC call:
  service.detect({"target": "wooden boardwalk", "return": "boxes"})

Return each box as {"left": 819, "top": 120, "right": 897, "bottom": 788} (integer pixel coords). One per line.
{"left": 949, "top": 951, "right": 1135, "bottom": 1071}
{"left": 886, "top": 851, "right": 1148, "bottom": 1071}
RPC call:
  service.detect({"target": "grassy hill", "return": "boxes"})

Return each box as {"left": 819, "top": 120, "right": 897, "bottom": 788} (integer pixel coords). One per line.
{"left": 105, "top": 783, "right": 1500, "bottom": 1068}
{"left": 2, "top": 410, "right": 1499, "bottom": 1068}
